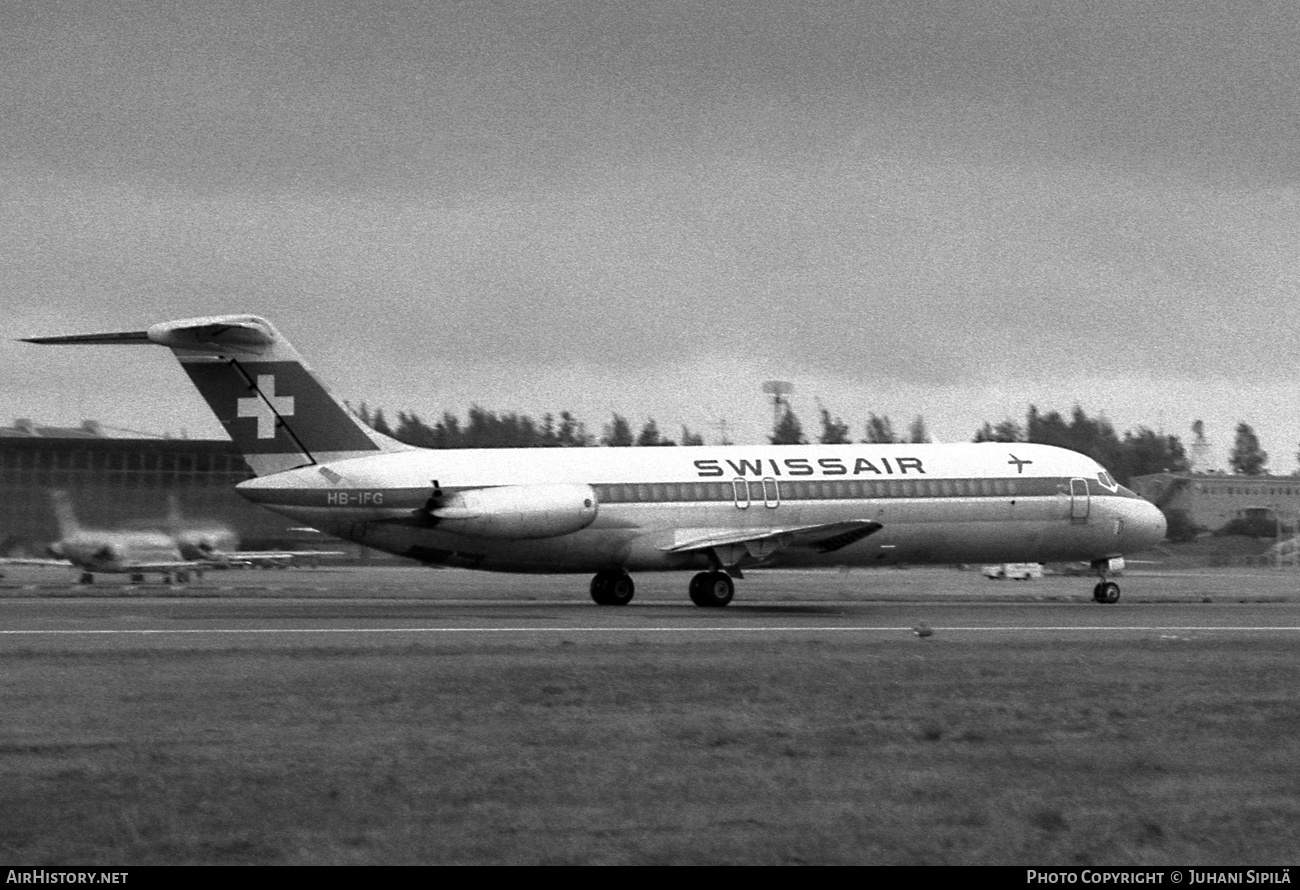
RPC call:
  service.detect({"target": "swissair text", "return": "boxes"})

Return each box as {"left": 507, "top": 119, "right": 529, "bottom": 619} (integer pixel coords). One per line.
{"left": 693, "top": 457, "right": 926, "bottom": 478}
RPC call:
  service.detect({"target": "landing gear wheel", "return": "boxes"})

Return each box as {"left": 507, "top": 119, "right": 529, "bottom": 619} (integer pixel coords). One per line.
{"left": 688, "top": 572, "right": 710, "bottom": 604}
{"left": 590, "top": 571, "right": 634, "bottom": 606}
{"left": 689, "top": 571, "right": 734, "bottom": 607}
{"left": 130, "top": 573, "right": 145, "bottom": 584}
{"left": 78, "top": 572, "right": 94, "bottom": 585}
{"left": 1094, "top": 581, "right": 1121, "bottom": 604}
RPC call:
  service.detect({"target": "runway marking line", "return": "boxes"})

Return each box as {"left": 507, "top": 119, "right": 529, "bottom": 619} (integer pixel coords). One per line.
{"left": 4, "top": 626, "right": 1300, "bottom": 636}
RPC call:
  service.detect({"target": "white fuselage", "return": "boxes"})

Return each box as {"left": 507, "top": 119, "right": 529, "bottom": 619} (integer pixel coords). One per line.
{"left": 236, "top": 442, "right": 1167, "bottom": 574}
{"left": 57, "top": 529, "right": 186, "bottom": 574}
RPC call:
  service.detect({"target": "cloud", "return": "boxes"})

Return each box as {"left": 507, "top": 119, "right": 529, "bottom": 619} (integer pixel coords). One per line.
{"left": 5, "top": 2, "right": 1300, "bottom": 462}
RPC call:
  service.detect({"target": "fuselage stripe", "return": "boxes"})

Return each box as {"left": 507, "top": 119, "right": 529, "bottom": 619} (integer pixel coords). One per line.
{"left": 238, "top": 476, "right": 1141, "bottom": 509}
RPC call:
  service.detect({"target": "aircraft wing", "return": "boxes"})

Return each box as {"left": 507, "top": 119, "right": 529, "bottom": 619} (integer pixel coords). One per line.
{"left": 661, "top": 520, "right": 883, "bottom": 561}
{"left": 211, "top": 550, "right": 346, "bottom": 566}
{"left": 0, "top": 557, "right": 206, "bottom": 572}
{"left": 121, "top": 560, "right": 214, "bottom": 572}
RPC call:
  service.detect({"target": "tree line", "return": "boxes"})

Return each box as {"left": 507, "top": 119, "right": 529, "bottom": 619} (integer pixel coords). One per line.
{"left": 353, "top": 404, "right": 705, "bottom": 451}
{"left": 352, "top": 402, "right": 1273, "bottom": 487}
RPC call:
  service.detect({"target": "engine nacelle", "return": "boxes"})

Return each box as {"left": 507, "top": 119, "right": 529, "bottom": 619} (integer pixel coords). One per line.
{"left": 429, "top": 483, "right": 598, "bottom": 539}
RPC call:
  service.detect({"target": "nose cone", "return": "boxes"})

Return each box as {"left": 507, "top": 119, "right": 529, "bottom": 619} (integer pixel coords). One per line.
{"left": 1121, "top": 494, "right": 1167, "bottom": 552}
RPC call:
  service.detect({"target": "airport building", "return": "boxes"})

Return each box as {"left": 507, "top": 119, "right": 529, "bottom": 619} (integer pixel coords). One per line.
{"left": 0, "top": 421, "right": 337, "bottom": 556}
{"left": 1130, "top": 471, "right": 1300, "bottom": 532}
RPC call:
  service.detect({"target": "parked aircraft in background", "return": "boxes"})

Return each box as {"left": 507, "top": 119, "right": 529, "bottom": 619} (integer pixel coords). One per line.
{"left": 5, "top": 491, "right": 206, "bottom": 584}
{"left": 24, "top": 315, "right": 1167, "bottom": 605}
{"left": 140, "top": 492, "right": 344, "bottom": 567}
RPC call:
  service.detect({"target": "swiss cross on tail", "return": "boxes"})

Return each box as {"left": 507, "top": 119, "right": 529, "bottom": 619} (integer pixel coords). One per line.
{"left": 237, "top": 375, "right": 294, "bottom": 439}
{"left": 181, "top": 360, "right": 377, "bottom": 456}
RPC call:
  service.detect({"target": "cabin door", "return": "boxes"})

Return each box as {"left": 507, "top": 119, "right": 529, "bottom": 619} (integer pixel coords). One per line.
{"left": 1069, "top": 477, "right": 1090, "bottom": 523}
{"left": 732, "top": 478, "right": 750, "bottom": 510}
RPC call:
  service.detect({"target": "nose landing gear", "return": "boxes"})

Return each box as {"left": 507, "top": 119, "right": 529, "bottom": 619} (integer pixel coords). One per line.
{"left": 1091, "top": 559, "right": 1121, "bottom": 603}
{"left": 1093, "top": 581, "right": 1120, "bottom": 603}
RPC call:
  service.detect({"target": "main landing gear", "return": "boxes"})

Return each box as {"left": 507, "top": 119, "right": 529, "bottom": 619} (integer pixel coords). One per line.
{"left": 688, "top": 571, "right": 735, "bottom": 608}
{"left": 590, "top": 570, "right": 635, "bottom": 606}
{"left": 588, "top": 569, "right": 738, "bottom": 607}
{"left": 1092, "top": 560, "right": 1121, "bottom": 604}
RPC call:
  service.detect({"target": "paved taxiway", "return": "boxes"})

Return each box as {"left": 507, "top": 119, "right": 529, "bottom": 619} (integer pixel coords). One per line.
{"left": 2, "top": 565, "right": 1299, "bottom": 652}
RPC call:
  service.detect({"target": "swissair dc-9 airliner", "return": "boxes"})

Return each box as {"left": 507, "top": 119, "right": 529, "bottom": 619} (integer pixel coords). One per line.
{"left": 24, "top": 315, "right": 1166, "bottom": 607}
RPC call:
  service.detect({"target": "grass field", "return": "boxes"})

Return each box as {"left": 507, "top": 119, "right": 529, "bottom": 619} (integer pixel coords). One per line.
{"left": 2, "top": 603, "right": 1298, "bottom": 865}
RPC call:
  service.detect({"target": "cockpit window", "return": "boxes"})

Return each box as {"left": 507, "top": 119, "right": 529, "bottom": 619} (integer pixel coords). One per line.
{"left": 1097, "top": 471, "right": 1118, "bottom": 492}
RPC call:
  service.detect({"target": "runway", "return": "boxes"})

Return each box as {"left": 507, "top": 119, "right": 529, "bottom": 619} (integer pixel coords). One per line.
{"left": 2, "top": 565, "right": 1299, "bottom": 651}
{"left": 4, "top": 566, "right": 1299, "bottom": 866}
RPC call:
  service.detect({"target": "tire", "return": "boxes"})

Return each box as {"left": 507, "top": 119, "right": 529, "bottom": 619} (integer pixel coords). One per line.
{"left": 1097, "top": 581, "right": 1120, "bottom": 604}
{"left": 606, "top": 573, "right": 634, "bottom": 605}
{"left": 590, "top": 573, "right": 610, "bottom": 605}
{"left": 688, "top": 571, "right": 711, "bottom": 605}
{"left": 692, "top": 571, "right": 734, "bottom": 608}
{"left": 591, "top": 571, "right": 634, "bottom": 605}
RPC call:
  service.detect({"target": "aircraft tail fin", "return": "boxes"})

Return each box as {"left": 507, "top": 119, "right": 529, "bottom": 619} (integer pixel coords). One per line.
{"left": 165, "top": 491, "right": 184, "bottom": 528}
{"left": 49, "top": 490, "right": 83, "bottom": 540}
{"left": 25, "top": 315, "right": 412, "bottom": 476}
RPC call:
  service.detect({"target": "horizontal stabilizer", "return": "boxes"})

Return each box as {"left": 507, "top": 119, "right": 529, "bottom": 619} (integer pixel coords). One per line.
{"left": 23, "top": 316, "right": 277, "bottom": 353}
{"left": 23, "top": 331, "right": 152, "bottom": 345}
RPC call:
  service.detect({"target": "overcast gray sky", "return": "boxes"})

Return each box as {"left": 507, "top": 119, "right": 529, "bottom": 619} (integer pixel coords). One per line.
{"left": 4, "top": 1, "right": 1300, "bottom": 468}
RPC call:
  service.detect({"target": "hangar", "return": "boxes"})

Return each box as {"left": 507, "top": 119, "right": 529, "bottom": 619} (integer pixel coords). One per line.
{"left": 0, "top": 420, "right": 326, "bottom": 557}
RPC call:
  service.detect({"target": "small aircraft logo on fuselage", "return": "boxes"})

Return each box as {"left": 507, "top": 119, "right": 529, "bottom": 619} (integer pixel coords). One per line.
{"left": 1007, "top": 453, "right": 1034, "bottom": 474}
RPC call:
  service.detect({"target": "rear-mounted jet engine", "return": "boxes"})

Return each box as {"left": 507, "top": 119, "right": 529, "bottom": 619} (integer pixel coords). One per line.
{"left": 426, "top": 483, "right": 598, "bottom": 539}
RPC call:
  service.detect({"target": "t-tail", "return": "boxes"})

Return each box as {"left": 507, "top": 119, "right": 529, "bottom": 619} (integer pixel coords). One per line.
{"left": 24, "top": 315, "right": 411, "bottom": 475}
{"left": 49, "top": 490, "right": 84, "bottom": 541}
